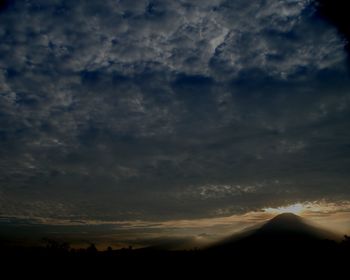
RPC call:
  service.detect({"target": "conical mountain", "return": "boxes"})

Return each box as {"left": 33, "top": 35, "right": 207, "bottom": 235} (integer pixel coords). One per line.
{"left": 255, "top": 213, "right": 334, "bottom": 238}
{"left": 210, "top": 213, "right": 339, "bottom": 251}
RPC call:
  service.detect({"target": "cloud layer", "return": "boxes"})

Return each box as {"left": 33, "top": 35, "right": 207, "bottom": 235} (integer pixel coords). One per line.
{"left": 0, "top": 0, "right": 350, "bottom": 223}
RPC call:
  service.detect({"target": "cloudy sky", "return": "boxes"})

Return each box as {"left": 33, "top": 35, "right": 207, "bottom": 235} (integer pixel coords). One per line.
{"left": 0, "top": 0, "right": 350, "bottom": 247}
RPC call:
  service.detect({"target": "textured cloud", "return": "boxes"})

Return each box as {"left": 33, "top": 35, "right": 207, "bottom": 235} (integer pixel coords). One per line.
{"left": 0, "top": 0, "right": 350, "bottom": 224}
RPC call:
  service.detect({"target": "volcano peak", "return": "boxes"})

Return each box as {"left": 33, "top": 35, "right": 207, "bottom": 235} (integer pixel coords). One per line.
{"left": 270, "top": 212, "right": 303, "bottom": 222}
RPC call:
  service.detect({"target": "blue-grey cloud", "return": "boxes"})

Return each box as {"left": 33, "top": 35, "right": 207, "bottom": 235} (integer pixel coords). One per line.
{"left": 0, "top": 0, "right": 349, "bottom": 223}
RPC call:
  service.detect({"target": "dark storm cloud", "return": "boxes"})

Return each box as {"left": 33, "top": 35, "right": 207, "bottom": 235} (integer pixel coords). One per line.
{"left": 0, "top": 0, "right": 12, "bottom": 12}
{"left": 315, "top": 0, "right": 350, "bottom": 54}
{"left": 0, "top": 0, "right": 350, "bottom": 223}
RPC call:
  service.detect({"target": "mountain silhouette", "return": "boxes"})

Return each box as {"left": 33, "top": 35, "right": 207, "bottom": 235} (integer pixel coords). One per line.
{"left": 209, "top": 213, "right": 339, "bottom": 253}
{"left": 254, "top": 213, "right": 338, "bottom": 239}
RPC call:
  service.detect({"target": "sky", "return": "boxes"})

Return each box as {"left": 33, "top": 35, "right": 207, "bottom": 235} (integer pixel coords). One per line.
{"left": 0, "top": 0, "right": 350, "bottom": 248}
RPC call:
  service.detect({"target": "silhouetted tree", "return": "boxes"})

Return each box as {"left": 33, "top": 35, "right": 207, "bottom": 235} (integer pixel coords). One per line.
{"left": 86, "top": 243, "right": 98, "bottom": 255}
{"left": 43, "top": 238, "right": 70, "bottom": 254}
{"left": 341, "top": 235, "right": 350, "bottom": 248}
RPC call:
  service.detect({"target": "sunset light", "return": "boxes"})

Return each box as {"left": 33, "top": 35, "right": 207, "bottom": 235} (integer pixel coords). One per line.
{"left": 264, "top": 203, "right": 306, "bottom": 215}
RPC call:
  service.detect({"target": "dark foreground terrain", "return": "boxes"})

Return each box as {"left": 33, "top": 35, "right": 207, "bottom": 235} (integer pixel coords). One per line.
{"left": 1, "top": 214, "right": 349, "bottom": 276}
{"left": 1, "top": 238, "right": 349, "bottom": 277}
